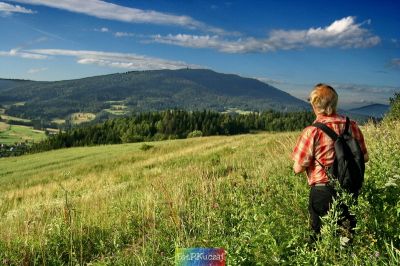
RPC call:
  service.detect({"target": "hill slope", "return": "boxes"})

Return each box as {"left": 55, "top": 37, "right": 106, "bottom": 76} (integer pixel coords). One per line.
{"left": 348, "top": 103, "right": 389, "bottom": 118}
{"left": 0, "top": 79, "right": 31, "bottom": 92}
{"left": 0, "top": 122, "right": 399, "bottom": 264}
{"left": 0, "top": 69, "right": 307, "bottom": 122}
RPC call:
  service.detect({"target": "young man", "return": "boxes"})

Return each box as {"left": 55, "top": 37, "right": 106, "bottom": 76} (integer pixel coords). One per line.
{"left": 292, "top": 83, "right": 369, "bottom": 237}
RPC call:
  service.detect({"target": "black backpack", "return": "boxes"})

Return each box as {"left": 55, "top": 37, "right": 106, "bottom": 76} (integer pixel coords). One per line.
{"left": 313, "top": 117, "right": 365, "bottom": 194}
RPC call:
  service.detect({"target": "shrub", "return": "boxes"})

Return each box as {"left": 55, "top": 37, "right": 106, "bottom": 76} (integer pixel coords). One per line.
{"left": 386, "top": 92, "right": 400, "bottom": 121}
{"left": 187, "top": 130, "right": 203, "bottom": 138}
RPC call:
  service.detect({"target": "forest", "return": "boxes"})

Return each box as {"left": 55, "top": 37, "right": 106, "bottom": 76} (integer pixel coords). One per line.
{"left": 29, "top": 109, "right": 315, "bottom": 153}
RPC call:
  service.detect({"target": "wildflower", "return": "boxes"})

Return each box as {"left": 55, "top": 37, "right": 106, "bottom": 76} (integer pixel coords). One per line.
{"left": 340, "top": 236, "right": 350, "bottom": 246}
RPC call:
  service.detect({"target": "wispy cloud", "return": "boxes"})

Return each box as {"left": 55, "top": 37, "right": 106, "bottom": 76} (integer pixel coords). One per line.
{"left": 1, "top": 46, "right": 200, "bottom": 70}
{"left": 151, "top": 17, "right": 380, "bottom": 53}
{"left": 28, "top": 48, "right": 202, "bottom": 70}
{"left": 0, "top": 47, "right": 48, "bottom": 59}
{"left": 333, "top": 83, "right": 400, "bottom": 107}
{"left": 94, "top": 27, "right": 109, "bottom": 33}
{"left": 254, "top": 77, "right": 284, "bottom": 85}
{"left": 389, "top": 58, "right": 400, "bottom": 69}
{"left": 27, "top": 67, "right": 47, "bottom": 74}
{"left": 151, "top": 34, "right": 272, "bottom": 53}
{"left": 30, "top": 27, "right": 69, "bottom": 41}
{"left": 94, "top": 27, "right": 137, "bottom": 38}
{"left": 391, "top": 38, "right": 400, "bottom": 48}
{"left": 114, "top": 32, "right": 135, "bottom": 38}
{"left": 10, "top": 0, "right": 232, "bottom": 35}
{"left": 0, "top": 1, "right": 35, "bottom": 15}
{"left": 334, "top": 83, "right": 399, "bottom": 94}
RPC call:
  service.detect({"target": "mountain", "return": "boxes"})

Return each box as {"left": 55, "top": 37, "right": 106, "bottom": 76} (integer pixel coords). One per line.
{"left": 0, "top": 69, "right": 308, "bottom": 123}
{"left": 348, "top": 103, "right": 390, "bottom": 119}
{"left": 0, "top": 79, "right": 31, "bottom": 92}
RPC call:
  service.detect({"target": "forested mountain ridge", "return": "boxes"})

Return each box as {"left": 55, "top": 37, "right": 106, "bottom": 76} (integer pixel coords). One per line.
{"left": 0, "top": 69, "right": 308, "bottom": 122}
{"left": 348, "top": 103, "right": 389, "bottom": 118}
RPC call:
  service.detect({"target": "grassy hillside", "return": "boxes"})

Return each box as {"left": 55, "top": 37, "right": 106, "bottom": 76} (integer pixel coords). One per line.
{"left": 0, "top": 122, "right": 399, "bottom": 265}
{"left": 0, "top": 122, "right": 46, "bottom": 145}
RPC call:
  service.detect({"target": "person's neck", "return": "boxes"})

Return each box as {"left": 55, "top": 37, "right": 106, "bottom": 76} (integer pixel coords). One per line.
{"left": 316, "top": 113, "right": 337, "bottom": 119}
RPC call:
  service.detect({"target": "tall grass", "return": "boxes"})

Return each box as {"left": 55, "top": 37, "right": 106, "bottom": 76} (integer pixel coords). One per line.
{"left": 0, "top": 121, "right": 399, "bottom": 265}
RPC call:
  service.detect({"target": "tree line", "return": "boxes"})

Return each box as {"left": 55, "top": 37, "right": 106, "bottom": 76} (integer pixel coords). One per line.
{"left": 30, "top": 110, "right": 315, "bottom": 153}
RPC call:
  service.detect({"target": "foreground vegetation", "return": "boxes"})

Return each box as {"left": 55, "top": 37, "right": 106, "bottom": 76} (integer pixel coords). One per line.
{"left": 0, "top": 117, "right": 399, "bottom": 264}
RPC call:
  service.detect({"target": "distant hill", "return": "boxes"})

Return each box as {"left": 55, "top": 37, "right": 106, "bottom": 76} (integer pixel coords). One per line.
{"left": 0, "top": 69, "right": 307, "bottom": 123}
{"left": 0, "top": 79, "right": 31, "bottom": 92}
{"left": 348, "top": 103, "right": 389, "bottom": 119}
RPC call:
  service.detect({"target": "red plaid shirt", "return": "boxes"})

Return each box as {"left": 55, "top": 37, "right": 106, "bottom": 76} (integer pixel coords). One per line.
{"left": 292, "top": 114, "right": 368, "bottom": 186}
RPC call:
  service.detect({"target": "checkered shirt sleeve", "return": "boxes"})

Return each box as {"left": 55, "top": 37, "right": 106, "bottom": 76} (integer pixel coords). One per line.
{"left": 292, "top": 126, "right": 317, "bottom": 168}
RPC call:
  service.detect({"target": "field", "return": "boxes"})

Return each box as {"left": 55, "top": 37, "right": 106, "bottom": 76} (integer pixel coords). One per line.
{"left": 70, "top": 113, "right": 96, "bottom": 125}
{"left": 104, "top": 105, "right": 129, "bottom": 116}
{"left": 52, "top": 119, "right": 66, "bottom": 125}
{"left": 0, "top": 114, "right": 31, "bottom": 123}
{"left": 0, "top": 121, "right": 9, "bottom": 131}
{"left": 0, "top": 121, "right": 399, "bottom": 265}
{"left": 0, "top": 123, "right": 46, "bottom": 144}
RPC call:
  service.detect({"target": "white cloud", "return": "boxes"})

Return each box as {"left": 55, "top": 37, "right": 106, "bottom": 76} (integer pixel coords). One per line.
{"left": 334, "top": 83, "right": 399, "bottom": 94}
{"left": 28, "top": 48, "right": 202, "bottom": 70}
{"left": 10, "top": 0, "right": 231, "bottom": 35}
{"left": 151, "top": 17, "right": 381, "bottom": 53}
{"left": 1, "top": 47, "right": 200, "bottom": 70}
{"left": 151, "top": 34, "right": 273, "bottom": 53}
{"left": 269, "top": 16, "right": 380, "bottom": 49}
{"left": 27, "top": 67, "right": 47, "bottom": 74}
{"left": 0, "top": 1, "right": 35, "bottom": 15}
{"left": 390, "top": 58, "right": 400, "bottom": 69}
{"left": 94, "top": 27, "right": 137, "bottom": 38}
{"left": 94, "top": 27, "right": 109, "bottom": 33}
{"left": 391, "top": 38, "right": 400, "bottom": 48}
{"left": 114, "top": 31, "right": 135, "bottom": 37}
{"left": 255, "top": 77, "right": 284, "bottom": 85}
{"left": 0, "top": 47, "right": 48, "bottom": 59}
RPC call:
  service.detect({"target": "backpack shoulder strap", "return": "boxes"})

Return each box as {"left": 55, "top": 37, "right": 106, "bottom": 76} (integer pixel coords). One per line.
{"left": 312, "top": 121, "right": 338, "bottom": 141}
{"left": 344, "top": 116, "right": 350, "bottom": 135}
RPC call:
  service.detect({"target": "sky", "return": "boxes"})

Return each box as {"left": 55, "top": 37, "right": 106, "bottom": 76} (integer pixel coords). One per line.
{"left": 0, "top": 0, "right": 399, "bottom": 109}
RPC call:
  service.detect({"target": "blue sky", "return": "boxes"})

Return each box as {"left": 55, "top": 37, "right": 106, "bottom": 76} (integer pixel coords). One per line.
{"left": 0, "top": 0, "right": 399, "bottom": 109}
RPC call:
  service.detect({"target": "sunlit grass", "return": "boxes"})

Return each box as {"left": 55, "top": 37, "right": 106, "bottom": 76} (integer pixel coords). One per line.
{"left": 0, "top": 124, "right": 46, "bottom": 145}
{"left": 0, "top": 122, "right": 399, "bottom": 265}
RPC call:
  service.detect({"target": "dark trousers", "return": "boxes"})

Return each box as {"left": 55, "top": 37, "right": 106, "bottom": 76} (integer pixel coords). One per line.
{"left": 308, "top": 186, "right": 357, "bottom": 235}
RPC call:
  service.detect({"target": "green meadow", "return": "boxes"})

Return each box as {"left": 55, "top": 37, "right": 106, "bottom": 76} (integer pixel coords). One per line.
{"left": 0, "top": 121, "right": 399, "bottom": 265}
{"left": 0, "top": 123, "right": 46, "bottom": 145}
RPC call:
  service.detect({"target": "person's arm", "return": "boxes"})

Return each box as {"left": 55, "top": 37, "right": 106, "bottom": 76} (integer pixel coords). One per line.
{"left": 364, "top": 153, "right": 369, "bottom": 163}
{"left": 293, "top": 161, "right": 306, "bottom": 174}
{"left": 292, "top": 127, "right": 315, "bottom": 175}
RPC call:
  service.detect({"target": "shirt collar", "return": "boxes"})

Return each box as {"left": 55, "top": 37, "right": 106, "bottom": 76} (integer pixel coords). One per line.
{"left": 314, "top": 113, "right": 341, "bottom": 123}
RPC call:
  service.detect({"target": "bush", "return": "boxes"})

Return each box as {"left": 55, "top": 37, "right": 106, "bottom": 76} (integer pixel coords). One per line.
{"left": 386, "top": 92, "right": 400, "bottom": 121}
{"left": 187, "top": 130, "right": 203, "bottom": 138}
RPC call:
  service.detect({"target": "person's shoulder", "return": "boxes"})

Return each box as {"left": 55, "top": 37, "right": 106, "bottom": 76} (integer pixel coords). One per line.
{"left": 341, "top": 115, "right": 364, "bottom": 134}
{"left": 342, "top": 115, "right": 360, "bottom": 127}
{"left": 334, "top": 114, "right": 357, "bottom": 125}
{"left": 301, "top": 125, "right": 319, "bottom": 137}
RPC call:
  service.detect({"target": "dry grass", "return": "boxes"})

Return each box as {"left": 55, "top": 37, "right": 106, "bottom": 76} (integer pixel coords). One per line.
{"left": 0, "top": 121, "right": 10, "bottom": 132}
{"left": 0, "top": 123, "right": 399, "bottom": 265}
{"left": 70, "top": 112, "right": 96, "bottom": 124}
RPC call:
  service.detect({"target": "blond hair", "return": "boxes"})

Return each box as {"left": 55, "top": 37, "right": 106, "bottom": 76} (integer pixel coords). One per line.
{"left": 309, "top": 83, "right": 338, "bottom": 115}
